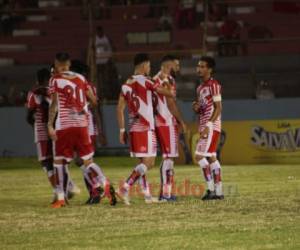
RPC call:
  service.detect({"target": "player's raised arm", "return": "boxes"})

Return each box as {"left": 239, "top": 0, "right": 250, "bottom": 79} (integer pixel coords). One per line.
{"left": 117, "top": 94, "right": 127, "bottom": 144}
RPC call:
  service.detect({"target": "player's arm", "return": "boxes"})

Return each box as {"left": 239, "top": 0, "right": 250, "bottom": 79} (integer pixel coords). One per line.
{"left": 26, "top": 109, "right": 35, "bottom": 127}
{"left": 47, "top": 93, "right": 58, "bottom": 141}
{"left": 116, "top": 94, "right": 127, "bottom": 144}
{"left": 209, "top": 101, "right": 222, "bottom": 123}
{"left": 93, "top": 106, "right": 107, "bottom": 146}
{"left": 166, "top": 97, "right": 187, "bottom": 133}
{"left": 156, "top": 85, "right": 174, "bottom": 98}
{"left": 86, "top": 87, "right": 98, "bottom": 108}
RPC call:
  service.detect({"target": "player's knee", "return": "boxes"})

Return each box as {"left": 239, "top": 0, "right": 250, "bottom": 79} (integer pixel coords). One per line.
{"left": 142, "top": 157, "right": 155, "bottom": 169}
{"left": 208, "top": 156, "right": 217, "bottom": 164}
{"left": 75, "top": 157, "right": 84, "bottom": 167}
{"left": 83, "top": 158, "right": 93, "bottom": 167}
{"left": 41, "top": 159, "right": 53, "bottom": 172}
{"left": 195, "top": 154, "right": 204, "bottom": 162}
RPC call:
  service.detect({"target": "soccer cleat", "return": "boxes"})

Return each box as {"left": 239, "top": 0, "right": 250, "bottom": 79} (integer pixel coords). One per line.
{"left": 159, "top": 195, "right": 176, "bottom": 202}
{"left": 215, "top": 195, "right": 225, "bottom": 200}
{"left": 85, "top": 196, "right": 101, "bottom": 205}
{"left": 201, "top": 190, "right": 217, "bottom": 201}
{"left": 51, "top": 200, "right": 65, "bottom": 208}
{"left": 116, "top": 187, "right": 130, "bottom": 206}
{"left": 145, "top": 196, "right": 160, "bottom": 204}
{"left": 105, "top": 184, "right": 117, "bottom": 206}
{"left": 86, "top": 187, "right": 104, "bottom": 205}
{"left": 67, "top": 182, "right": 81, "bottom": 200}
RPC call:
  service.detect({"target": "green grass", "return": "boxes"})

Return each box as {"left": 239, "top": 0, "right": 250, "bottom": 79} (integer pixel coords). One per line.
{"left": 0, "top": 157, "right": 299, "bottom": 250}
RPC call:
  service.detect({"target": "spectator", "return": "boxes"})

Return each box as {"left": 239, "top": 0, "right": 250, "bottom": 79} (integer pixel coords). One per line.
{"left": 95, "top": 26, "right": 119, "bottom": 100}
{"left": 158, "top": 7, "right": 172, "bottom": 31}
{"left": 255, "top": 80, "right": 275, "bottom": 100}
{"left": 195, "top": 0, "right": 204, "bottom": 23}
{"left": 176, "top": 0, "right": 196, "bottom": 29}
{"left": 218, "top": 18, "right": 241, "bottom": 56}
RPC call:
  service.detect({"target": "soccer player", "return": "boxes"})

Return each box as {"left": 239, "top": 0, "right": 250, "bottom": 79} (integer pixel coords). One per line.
{"left": 116, "top": 53, "right": 174, "bottom": 205}
{"left": 48, "top": 52, "right": 116, "bottom": 208}
{"left": 70, "top": 60, "right": 107, "bottom": 202}
{"left": 152, "top": 55, "right": 186, "bottom": 201}
{"left": 193, "top": 56, "right": 224, "bottom": 200}
{"left": 26, "top": 68, "right": 55, "bottom": 193}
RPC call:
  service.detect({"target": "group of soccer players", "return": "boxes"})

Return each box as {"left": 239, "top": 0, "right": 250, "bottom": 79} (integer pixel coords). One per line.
{"left": 27, "top": 51, "right": 224, "bottom": 208}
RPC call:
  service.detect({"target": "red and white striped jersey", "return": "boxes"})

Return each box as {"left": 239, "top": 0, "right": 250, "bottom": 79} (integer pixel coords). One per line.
{"left": 49, "top": 71, "right": 89, "bottom": 130}
{"left": 27, "top": 86, "right": 50, "bottom": 142}
{"left": 153, "top": 71, "right": 177, "bottom": 127}
{"left": 87, "top": 82, "right": 98, "bottom": 136}
{"left": 121, "top": 74, "right": 159, "bottom": 132}
{"left": 196, "top": 78, "right": 222, "bottom": 132}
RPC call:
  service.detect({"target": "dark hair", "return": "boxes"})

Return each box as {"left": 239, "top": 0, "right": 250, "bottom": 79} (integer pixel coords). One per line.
{"left": 55, "top": 52, "right": 70, "bottom": 62}
{"left": 134, "top": 53, "right": 150, "bottom": 66}
{"left": 161, "top": 54, "right": 175, "bottom": 64}
{"left": 37, "top": 68, "right": 50, "bottom": 85}
{"left": 200, "top": 56, "right": 216, "bottom": 70}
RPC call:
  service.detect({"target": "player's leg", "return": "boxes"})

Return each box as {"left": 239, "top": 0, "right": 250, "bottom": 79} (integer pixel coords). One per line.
{"left": 118, "top": 156, "right": 155, "bottom": 205}
{"left": 75, "top": 157, "right": 92, "bottom": 197}
{"left": 195, "top": 128, "right": 216, "bottom": 200}
{"left": 157, "top": 125, "right": 178, "bottom": 201}
{"left": 37, "top": 141, "right": 55, "bottom": 188}
{"left": 208, "top": 157, "right": 223, "bottom": 199}
{"left": 51, "top": 129, "right": 73, "bottom": 208}
{"left": 117, "top": 130, "right": 157, "bottom": 205}
{"left": 77, "top": 127, "right": 116, "bottom": 205}
{"left": 62, "top": 160, "right": 81, "bottom": 201}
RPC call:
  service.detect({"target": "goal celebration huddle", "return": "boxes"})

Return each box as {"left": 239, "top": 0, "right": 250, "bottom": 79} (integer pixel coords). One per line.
{"left": 26, "top": 52, "right": 224, "bottom": 208}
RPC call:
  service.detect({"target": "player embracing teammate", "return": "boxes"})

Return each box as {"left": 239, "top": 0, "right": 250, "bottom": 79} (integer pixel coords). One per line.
{"left": 48, "top": 52, "right": 116, "bottom": 208}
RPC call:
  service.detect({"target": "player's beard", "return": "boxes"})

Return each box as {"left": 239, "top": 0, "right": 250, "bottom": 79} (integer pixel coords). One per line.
{"left": 170, "top": 69, "right": 178, "bottom": 79}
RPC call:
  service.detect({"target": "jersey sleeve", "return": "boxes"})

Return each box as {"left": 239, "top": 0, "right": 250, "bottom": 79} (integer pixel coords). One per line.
{"left": 48, "top": 77, "right": 57, "bottom": 95}
{"left": 145, "top": 79, "right": 160, "bottom": 91}
{"left": 209, "top": 81, "right": 222, "bottom": 102}
{"left": 27, "top": 91, "right": 37, "bottom": 109}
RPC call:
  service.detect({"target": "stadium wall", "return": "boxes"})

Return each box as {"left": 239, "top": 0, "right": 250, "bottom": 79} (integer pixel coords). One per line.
{"left": 0, "top": 98, "right": 299, "bottom": 162}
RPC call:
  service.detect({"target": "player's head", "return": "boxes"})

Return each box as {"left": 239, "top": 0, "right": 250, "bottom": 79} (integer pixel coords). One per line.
{"left": 54, "top": 52, "right": 71, "bottom": 73}
{"left": 197, "top": 56, "right": 215, "bottom": 78}
{"left": 171, "top": 55, "right": 180, "bottom": 78}
{"left": 36, "top": 68, "right": 50, "bottom": 86}
{"left": 134, "top": 53, "right": 151, "bottom": 76}
{"left": 70, "top": 60, "right": 89, "bottom": 78}
{"left": 161, "top": 55, "right": 175, "bottom": 75}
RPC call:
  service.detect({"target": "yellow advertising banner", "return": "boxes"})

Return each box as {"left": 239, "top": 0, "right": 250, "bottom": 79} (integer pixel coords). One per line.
{"left": 187, "top": 119, "right": 300, "bottom": 165}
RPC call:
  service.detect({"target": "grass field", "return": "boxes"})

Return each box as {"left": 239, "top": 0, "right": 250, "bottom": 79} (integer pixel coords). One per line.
{"left": 0, "top": 157, "right": 299, "bottom": 250}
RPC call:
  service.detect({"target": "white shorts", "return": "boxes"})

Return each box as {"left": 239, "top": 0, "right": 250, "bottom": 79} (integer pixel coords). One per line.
{"left": 195, "top": 128, "right": 220, "bottom": 157}
{"left": 129, "top": 130, "right": 157, "bottom": 158}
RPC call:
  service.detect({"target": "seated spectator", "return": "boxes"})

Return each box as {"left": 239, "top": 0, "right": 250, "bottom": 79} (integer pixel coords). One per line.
{"left": 95, "top": 26, "right": 119, "bottom": 100}
{"left": 255, "top": 80, "right": 275, "bottom": 100}
{"left": 176, "top": 0, "right": 196, "bottom": 29}
{"left": 218, "top": 18, "right": 241, "bottom": 56}
{"left": 195, "top": 0, "right": 204, "bottom": 23}
{"left": 158, "top": 7, "right": 172, "bottom": 31}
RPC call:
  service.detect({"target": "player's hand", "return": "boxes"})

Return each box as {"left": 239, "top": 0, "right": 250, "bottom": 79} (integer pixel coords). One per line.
{"left": 192, "top": 101, "right": 200, "bottom": 113}
{"left": 98, "top": 132, "right": 107, "bottom": 146}
{"left": 48, "top": 126, "right": 57, "bottom": 141}
{"left": 180, "top": 121, "right": 187, "bottom": 134}
{"left": 200, "top": 126, "right": 209, "bottom": 139}
{"left": 120, "top": 131, "right": 128, "bottom": 144}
